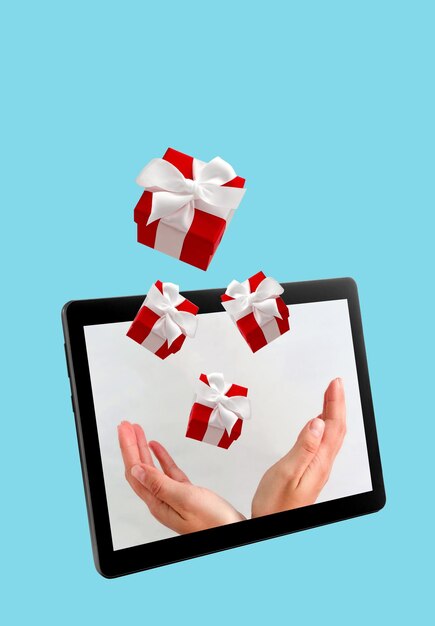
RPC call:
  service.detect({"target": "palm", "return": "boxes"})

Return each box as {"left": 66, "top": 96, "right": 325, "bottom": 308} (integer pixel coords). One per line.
{"left": 118, "top": 422, "right": 245, "bottom": 534}
{"left": 252, "top": 378, "right": 346, "bottom": 516}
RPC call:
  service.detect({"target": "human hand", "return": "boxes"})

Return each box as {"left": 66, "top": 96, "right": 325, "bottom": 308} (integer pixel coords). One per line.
{"left": 118, "top": 421, "right": 246, "bottom": 534}
{"left": 251, "top": 378, "right": 346, "bottom": 517}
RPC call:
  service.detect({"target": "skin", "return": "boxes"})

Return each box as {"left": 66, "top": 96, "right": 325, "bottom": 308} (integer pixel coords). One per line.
{"left": 117, "top": 378, "right": 346, "bottom": 534}
{"left": 251, "top": 377, "right": 346, "bottom": 516}
{"left": 118, "top": 422, "right": 245, "bottom": 533}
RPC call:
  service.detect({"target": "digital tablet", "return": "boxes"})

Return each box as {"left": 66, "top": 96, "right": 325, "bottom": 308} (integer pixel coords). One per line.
{"left": 62, "top": 277, "right": 385, "bottom": 578}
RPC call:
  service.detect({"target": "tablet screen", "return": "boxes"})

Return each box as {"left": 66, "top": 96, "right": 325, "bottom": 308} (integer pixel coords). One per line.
{"left": 84, "top": 299, "right": 372, "bottom": 551}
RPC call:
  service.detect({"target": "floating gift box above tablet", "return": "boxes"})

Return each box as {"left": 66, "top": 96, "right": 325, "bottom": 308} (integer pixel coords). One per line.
{"left": 186, "top": 372, "right": 251, "bottom": 449}
{"left": 134, "top": 148, "right": 246, "bottom": 270}
{"left": 126, "top": 281, "right": 199, "bottom": 359}
{"left": 221, "top": 271, "right": 290, "bottom": 352}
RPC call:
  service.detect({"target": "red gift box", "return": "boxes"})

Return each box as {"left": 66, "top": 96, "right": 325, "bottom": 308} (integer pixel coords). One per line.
{"left": 126, "top": 280, "right": 199, "bottom": 359}
{"left": 134, "top": 148, "right": 246, "bottom": 271}
{"left": 221, "top": 271, "right": 290, "bottom": 352}
{"left": 186, "top": 373, "right": 250, "bottom": 449}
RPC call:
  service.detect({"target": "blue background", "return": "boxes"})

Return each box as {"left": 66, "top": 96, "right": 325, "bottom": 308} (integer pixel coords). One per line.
{"left": 2, "top": 1, "right": 433, "bottom": 623}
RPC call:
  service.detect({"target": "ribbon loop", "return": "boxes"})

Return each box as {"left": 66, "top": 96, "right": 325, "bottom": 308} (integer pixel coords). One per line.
{"left": 145, "top": 282, "right": 198, "bottom": 347}
{"left": 196, "top": 373, "right": 251, "bottom": 434}
{"left": 136, "top": 156, "right": 246, "bottom": 233}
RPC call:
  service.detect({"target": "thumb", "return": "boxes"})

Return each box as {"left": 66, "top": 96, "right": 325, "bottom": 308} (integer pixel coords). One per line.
{"left": 283, "top": 417, "right": 325, "bottom": 480}
{"left": 131, "top": 464, "right": 186, "bottom": 511}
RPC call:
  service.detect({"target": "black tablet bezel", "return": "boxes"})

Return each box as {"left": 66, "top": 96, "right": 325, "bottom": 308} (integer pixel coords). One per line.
{"left": 62, "top": 277, "right": 385, "bottom": 578}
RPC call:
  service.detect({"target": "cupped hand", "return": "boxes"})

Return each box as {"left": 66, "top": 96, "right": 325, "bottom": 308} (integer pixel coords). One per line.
{"left": 118, "top": 422, "right": 246, "bottom": 534}
{"left": 251, "top": 378, "right": 346, "bottom": 517}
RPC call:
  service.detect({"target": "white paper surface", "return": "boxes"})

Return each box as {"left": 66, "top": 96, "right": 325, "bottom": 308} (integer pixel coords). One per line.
{"left": 84, "top": 299, "right": 372, "bottom": 551}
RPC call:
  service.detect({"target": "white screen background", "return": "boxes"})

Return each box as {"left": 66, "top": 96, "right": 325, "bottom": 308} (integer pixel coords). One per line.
{"left": 84, "top": 299, "right": 372, "bottom": 551}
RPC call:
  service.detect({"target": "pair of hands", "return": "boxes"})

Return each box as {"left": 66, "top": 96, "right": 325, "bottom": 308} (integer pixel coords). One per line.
{"left": 118, "top": 378, "right": 346, "bottom": 534}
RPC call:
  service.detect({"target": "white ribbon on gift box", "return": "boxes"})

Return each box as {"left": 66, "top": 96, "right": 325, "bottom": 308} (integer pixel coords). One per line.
{"left": 195, "top": 372, "right": 251, "bottom": 445}
{"left": 136, "top": 156, "right": 246, "bottom": 259}
{"left": 142, "top": 282, "right": 198, "bottom": 350}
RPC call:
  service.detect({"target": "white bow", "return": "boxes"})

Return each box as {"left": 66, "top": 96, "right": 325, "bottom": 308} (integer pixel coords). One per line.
{"left": 196, "top": 372, "right": 251, "bottom": 434}
{"left": 145, "top": 282, "right": 198, "bottom": 347}
{"left": 222, "top": 276, "right": 284, "bottom": 326}
{"left": 136, "top": 156, "right": 246, "bottom": 233}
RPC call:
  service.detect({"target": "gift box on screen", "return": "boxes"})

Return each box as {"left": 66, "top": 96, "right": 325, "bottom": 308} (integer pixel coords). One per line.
{"left": 134, "top": 148, "right": 246, "bottom": 271}
{"left": 186, "top": 373, "right": 251, "bottom": 449}
{"left": 126, "top": 281, "right": 199, "bottom": 359}
{"left": 221, "top": 271, "right": 290, "bottom": 352}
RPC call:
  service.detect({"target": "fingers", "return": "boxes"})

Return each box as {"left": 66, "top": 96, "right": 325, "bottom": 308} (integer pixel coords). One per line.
{"left": 323, "top": 378, "right": 346, "bottom": 421}
{"left": 318, "top": 378, "right": 347, "bottom": 465}
{"left": 128, "top": 476, "right": 183, "bottom": 530}
{"left": 118, "top": 421, "right": 141, "bottom": 471}
{"left": 149, "top": 440, "right": 190, "bottom": 483}
{"left": 300, "top": 378, "right": 347, "bottom": 493}
{"left": 131, "top": 464, "right": 189, "bottom": 512}
{"left": 118, "top": 423, "right": 186, "bottom": 530}
{"left": 118, "top": 421, "right": 154, "bottom": 501}
{"left": 133, "top": 423, "right": 155, "bottom": 467}
{"left": 282, "top": 416, "right": 325, "bottom": 481}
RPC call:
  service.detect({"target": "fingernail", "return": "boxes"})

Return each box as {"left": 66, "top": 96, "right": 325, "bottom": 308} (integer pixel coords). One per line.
{"left": 310, "top": 417, "right": 325, "bottom": 437}
{"left": 327, "top": 378, "right": 343, "bottom": 401}
{"left": 333, "top": 378, "right": 344, "bottom": 398}
{"left": 131, "top": 465, "right": 145, "bottom": 483}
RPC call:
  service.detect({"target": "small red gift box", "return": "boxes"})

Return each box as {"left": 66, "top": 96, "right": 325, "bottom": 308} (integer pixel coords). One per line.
{"left": 134, "top": 148, "right": 246, "bottom": 271}
{"left": 186, "top": 373, "right": 250, "bottom": 449}
{"left": 126, "top": 281, "right": 199, "bottom": 359}
{"left": 221, "top": 271, "right": 290, "bottom": 352}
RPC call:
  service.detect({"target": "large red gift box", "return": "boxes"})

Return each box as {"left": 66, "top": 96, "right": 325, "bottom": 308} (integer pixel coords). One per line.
{"left": 221, "top": 271, "right": 290, "bottom": 352}
{"left": 126, "top": 280, "right": 199, "bottom": 360}
{"left": 134, "top": 148, "right": 245, "bottom": 271}
{"left": 186, "top": 373, "right": 250, "bottom": 449}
